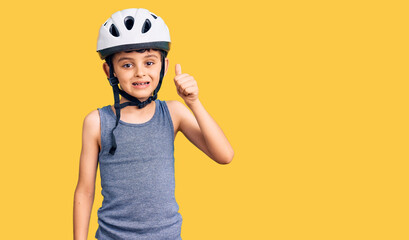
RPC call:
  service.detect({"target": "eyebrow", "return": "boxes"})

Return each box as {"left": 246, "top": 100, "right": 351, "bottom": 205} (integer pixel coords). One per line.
{"left": 144, "top": 54, "right": 159, "bottom": 59}
{"left": 117, "top": 54, "right": 159, "bottom": 62}
{"left": 117, "top": 57, "right": 134, "bottom": 62}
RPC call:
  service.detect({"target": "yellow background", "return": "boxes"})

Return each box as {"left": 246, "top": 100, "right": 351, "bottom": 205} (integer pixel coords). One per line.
{"left": 1, "top": 0, "right": 408, "bottom": 239}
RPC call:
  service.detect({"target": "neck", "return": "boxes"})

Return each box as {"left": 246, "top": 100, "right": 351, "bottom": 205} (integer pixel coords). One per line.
{"left": 119, "top": 96, "right": 149, "bottom": 104}
{"left": 119, "top": 96, "right": 155, "bottom": 113}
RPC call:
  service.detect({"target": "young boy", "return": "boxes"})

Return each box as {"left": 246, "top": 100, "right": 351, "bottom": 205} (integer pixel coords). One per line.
{"left": 73, "top": 8, "right": 234, "bottom": 240}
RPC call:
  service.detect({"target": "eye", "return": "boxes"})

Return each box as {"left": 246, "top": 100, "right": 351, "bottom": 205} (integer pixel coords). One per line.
{"left": 122, "top": 63, "right": 133, "bottom": 68}
{"left": 146, "top": 62, "right": 154, "bottom": 66}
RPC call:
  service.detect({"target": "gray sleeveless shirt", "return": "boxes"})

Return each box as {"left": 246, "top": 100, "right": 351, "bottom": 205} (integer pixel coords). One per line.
{"left": 95, "top": 100, "right": 183, "bottom": 240}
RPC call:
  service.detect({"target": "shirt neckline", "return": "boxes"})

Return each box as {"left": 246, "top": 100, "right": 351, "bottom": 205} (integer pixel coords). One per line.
{"left": 107, "top": 100, "right": 159, "bottom": 127}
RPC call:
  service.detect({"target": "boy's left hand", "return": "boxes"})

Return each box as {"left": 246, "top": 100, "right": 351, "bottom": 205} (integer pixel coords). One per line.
{"left": 174, "top": 64, "right": 199, "bottom": 106}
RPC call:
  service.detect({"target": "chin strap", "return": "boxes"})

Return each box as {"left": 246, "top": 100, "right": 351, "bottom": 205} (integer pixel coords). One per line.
{"left": 106, "top": 54, "right": 165, "bottom": 155}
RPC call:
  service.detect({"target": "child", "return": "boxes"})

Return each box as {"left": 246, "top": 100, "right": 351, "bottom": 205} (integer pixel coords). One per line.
{"left": 73, "top": 8, "right": 234, "bottom": 240}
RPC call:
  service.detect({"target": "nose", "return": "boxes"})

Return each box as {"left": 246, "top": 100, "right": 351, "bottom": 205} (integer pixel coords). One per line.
{"left": 135, "top": 66, "right": 146, "bottom": 78}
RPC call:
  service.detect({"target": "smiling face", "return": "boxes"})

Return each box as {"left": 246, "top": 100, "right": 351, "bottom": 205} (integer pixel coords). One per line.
{"left": 103, "top": 49, "right": 168, "bottom": 102}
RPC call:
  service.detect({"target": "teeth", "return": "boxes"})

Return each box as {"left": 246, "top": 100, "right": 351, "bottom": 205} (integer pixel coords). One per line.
{"left": 133, "top": 82, "right": 149, "bottom": 85}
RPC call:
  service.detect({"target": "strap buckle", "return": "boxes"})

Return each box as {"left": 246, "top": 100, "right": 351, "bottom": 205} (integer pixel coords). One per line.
{"left": 114, "top": 103, "right": 121, "bottom": 109}
{"left": 108, "top": 77, "right": 119, "bottom": 86}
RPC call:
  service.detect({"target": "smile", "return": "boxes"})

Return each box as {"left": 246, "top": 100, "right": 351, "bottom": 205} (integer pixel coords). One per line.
{"left": 132, "top": 82, "right": 150, "bottom": 86}
{"left": 132, "top": 81, "right": 150, "bottom": 89}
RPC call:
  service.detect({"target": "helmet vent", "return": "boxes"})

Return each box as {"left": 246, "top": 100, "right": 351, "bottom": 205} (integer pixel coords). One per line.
{"left": 142, "top": 19, "right": 151, "bottom": 33}
{"left": 109, "top": 24, "right": 120, "bottom": 37}
{"left": 151, "top": 14, "right": 157, "bottom": 19}
{"left": 124, "top": 16, "right": 134, "bottom": 30}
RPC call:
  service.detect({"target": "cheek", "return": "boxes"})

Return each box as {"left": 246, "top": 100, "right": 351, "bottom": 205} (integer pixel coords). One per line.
{"left": 116, "top": 70, "right": 133, "bottom": 80}
{"left": 150, "top": 68, "right": 162, "bottom": 80}
{"left": 116, "top": 74, "right": 133, "bottom": 88}
{"left": 156, "top": 64, "right": 164, "bottom": 76}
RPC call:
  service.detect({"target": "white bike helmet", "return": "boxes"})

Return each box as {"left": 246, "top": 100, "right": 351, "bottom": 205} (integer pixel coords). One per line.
{"left": 97, "top": 8, "right": 171, "bottom": 60}
{"left": 96, "top": 8, "right": 171, "bottom": 155}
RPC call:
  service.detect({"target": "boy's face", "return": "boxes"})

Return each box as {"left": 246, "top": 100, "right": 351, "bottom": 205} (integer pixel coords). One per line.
{"left": 103, "top": 49, "right": 168, "bottom": 102}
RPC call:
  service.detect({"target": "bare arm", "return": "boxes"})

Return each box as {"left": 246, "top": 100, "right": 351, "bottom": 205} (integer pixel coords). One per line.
{"left": 186, "top": 100, "right": 234, "bottom": 164}
{"left": 172, "top": 64, "right": 234, "bottom": 164}
{"left": 73, "top": 110, "right": 100, "bottom": 240}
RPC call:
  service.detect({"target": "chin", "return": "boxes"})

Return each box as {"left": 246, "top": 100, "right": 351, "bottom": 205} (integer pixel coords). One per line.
{"left": 123, "top": 85, "right": 157, "bottom": 101}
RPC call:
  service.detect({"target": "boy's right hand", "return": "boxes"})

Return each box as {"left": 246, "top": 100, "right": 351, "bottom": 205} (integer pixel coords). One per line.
{"left": 174, "top": 63, "right": 199, "bottom": 107}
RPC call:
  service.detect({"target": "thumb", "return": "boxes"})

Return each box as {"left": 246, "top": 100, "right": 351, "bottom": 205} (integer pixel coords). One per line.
{"left": 175, "top": 63, "right": 182, "bottom": 76}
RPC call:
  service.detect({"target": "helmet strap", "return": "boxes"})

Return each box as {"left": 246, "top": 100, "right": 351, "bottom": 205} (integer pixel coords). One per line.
{"left": 106, "top": 54, "right": 166, "bottom": 155}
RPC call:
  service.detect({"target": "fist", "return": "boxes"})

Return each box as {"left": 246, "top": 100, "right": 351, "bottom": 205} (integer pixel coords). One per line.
{"left": 174, "top": 64, "right": 199, "bottom": 105}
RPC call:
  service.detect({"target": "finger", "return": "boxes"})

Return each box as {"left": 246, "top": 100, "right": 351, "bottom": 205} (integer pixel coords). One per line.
{"left": 183, "top": 86, "right": 198, "bottom": 96}
{"left": 179, "top": 80, "right": 197, "bottom": 90}
{"left": 175, "top": 64, "right": 182, "bottom": 76}
{"left": 177, "top": 83, "right": 190, "bottom": 96}
{"left": 174, "top": 73, "right": 190, "bottom": 82}
{"left": 175, "top": 75, "right": 194, "bottom": 86}
{"left": 178, "top": 80, "right": 197, "bottom": 93}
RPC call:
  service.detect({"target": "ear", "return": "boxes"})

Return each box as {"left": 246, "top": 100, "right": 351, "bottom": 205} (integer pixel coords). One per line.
{"left": 102, "top": 62, "right": 117, "bottom": 78}
{"left": 163, "top": 58, "right": 169, "bottom": 76}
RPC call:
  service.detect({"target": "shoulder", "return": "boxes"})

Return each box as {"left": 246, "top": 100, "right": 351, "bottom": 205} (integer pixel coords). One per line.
{"left": 165, "top": 100, "right": 191, "bottom": 116}
{"left": 84, "top": 109, "right": 100, "bottom": 126}
{"left": 165, "top": 100, "right": 185, "bottom": 111}
{"left": 165, "top": 100, "right": 191, "bottom": 132}
{"left": 82, "top": 109, "right": 101, "bottom": 142}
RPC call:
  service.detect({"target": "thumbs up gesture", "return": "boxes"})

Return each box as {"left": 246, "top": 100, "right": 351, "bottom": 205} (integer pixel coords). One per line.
{"left": 174, "top": 63, "right": 199, "bottom": 106}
